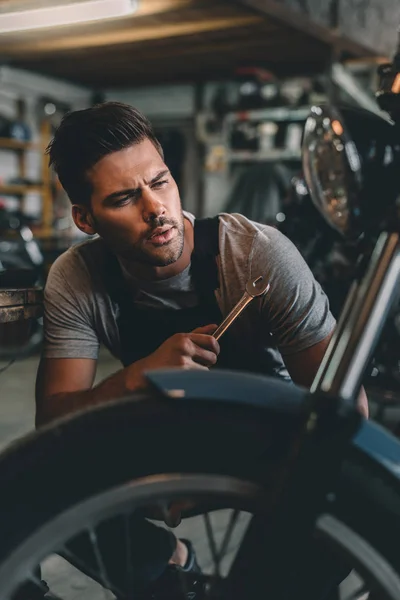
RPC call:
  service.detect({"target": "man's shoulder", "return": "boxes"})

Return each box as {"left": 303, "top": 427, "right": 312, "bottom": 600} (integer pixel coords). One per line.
{"left": 52, "top": 236, "right": 108, "bottom": 274}
{"left": 216, "top": 213, "right": 299, "bottom": 295}
{"left": 218, "top": 212, "right": 281, "bottom": 252}
{"left": 47, "top": 236, "right": 111, "bottom": 294}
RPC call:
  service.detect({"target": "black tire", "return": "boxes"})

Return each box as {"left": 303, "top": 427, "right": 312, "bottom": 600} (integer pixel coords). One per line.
{"left": 0, "top": 391, "right": 398, "bottom": 594}
{"left": 0, "top": 393, "right": 300, "bottom": 560}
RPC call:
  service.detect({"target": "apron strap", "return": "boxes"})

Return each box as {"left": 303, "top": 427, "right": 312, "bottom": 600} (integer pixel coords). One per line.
{"left": 190, "top": 215, "right": 220, "bottom": 306}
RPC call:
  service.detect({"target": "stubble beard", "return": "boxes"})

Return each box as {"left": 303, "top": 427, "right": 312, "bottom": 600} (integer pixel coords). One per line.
{"left": 124, "top": 212, "right": 185, "bottom": 267}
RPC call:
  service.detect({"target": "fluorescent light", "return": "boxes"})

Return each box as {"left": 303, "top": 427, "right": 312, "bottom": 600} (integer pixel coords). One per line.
{"left": 0, "top": 0, "right": 137, "bottom": 33}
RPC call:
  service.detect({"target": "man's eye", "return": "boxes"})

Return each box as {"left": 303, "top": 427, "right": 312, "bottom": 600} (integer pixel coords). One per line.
{"left": 152, "top": 180, "right": 168, "bottom": 189}
{"left": 113, "top": 197, "right": 131, "bottom": 207}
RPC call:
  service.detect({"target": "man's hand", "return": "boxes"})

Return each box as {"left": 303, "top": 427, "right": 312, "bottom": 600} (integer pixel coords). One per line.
{"left": 139, "top": 324, "right": 220, "bottom": 371}
{"left": 126, "top": 324, "right": 220, "bottom": 391}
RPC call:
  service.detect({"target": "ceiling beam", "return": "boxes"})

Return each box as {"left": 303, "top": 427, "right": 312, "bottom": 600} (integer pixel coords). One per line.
{"left": 9, "top": 21, "right": 280, "bottom": 62}
{"left": 17, "top": 28, "right": 317, "bottom": 69}
{"left": 0, "top": 13, "right": 263, "bottom": 56}
{"left": 11, "top": 34, "right": 328, "bottom": 85}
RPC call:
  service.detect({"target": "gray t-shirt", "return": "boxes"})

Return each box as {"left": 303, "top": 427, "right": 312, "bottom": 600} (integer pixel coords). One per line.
{"left": 43, "top": 212, "right": 336, "bottom": 362}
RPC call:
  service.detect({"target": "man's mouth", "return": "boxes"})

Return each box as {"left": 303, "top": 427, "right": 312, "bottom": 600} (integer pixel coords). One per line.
{"left": 147, "top": 226, "right": 175, "bottom": 245}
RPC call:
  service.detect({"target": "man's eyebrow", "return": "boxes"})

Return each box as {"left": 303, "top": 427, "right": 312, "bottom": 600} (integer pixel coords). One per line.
{"left": 102, "top": 169, "right": 170, "bottom": 205}
{"left": 146, "top": 169, "right": 170, "bottom": 185}
{"left": 102, "top": 188, "right": 139, "bottom": 205}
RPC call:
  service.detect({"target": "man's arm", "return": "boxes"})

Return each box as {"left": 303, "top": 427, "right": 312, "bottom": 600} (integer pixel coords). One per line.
{"left": 36, "top": 252, "right": 136, "bottom": 426}
{"left": 241, "top": 225, "right": 368, "bottom": 416}
{"left": 283, "top": 333, "right": 369, "bottom": 417}
{"left": 35, "top": 357, "right": 139, "bottom": 427}
{"left": 35, "top": 325, "right": 220, "bottom": 428}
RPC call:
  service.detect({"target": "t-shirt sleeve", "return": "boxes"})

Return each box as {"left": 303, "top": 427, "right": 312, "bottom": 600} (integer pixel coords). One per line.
{"left": 253, "top": 226, "right": 336, "bottom": 356}
{"left": 43, "top": 251, "right": 100, "bottom": 360}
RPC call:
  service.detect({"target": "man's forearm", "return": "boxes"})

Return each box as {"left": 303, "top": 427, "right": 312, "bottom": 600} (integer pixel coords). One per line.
{"left": 36, "top": 360, "right": 147, "bottom": 428}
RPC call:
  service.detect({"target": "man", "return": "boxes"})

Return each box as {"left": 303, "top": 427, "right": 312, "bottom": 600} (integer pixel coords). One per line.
{"left": 35, "top": 102, "right": 367, "bottom": 598}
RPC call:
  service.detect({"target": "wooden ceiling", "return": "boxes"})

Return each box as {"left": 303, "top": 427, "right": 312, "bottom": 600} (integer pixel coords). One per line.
{"left": 0, "top": 0, "right": 366, "bottom": 88}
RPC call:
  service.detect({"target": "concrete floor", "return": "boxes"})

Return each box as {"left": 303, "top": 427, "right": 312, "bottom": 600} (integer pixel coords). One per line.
{"left": 0, "top": 348, "right": 118, "bottom": 452}
{"left": 0, "top": 350, "right": 396, "bottom": 599}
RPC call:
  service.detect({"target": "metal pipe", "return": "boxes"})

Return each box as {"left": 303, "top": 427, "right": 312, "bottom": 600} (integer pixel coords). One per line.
{"left": 310, "top": 279, "right": 359, "bottom": 392}
{"left": 311, "top": 232, "right": 400, "bottom": 403}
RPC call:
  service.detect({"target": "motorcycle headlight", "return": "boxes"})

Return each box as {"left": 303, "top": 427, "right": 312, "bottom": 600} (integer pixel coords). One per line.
{"left": 302, "top": 105, "right": 362, "bottom": 236}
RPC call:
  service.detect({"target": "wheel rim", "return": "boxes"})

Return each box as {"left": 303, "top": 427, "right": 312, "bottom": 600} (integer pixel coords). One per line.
{"left": 0, "top": 474, "right": 398, "bottom": 600}
{"left": 0, "top": 474, "right": 263, "bottom": 599}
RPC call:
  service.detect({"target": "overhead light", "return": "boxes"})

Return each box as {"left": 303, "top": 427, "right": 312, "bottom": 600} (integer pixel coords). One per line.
{"left": 0, "top": 0, "right": 138, "bottom": 33}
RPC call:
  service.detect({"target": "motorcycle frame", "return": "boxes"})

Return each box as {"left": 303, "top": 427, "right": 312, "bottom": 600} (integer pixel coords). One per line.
{"left": 311, "top": 231, "right": 400, "bottom": 404}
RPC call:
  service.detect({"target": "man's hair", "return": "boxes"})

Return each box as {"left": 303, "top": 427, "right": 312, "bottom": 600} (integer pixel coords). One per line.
{"left": 46, "top": 102, "right": 163, "bottom": 206}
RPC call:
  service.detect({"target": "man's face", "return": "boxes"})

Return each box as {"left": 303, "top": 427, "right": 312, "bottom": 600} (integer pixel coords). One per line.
{"left": 85, "top": 139, "right": 184, "bottom": 266}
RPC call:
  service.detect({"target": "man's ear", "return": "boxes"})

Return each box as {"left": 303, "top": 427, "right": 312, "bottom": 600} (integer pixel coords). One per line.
{"left": 72, "top": 204, "right": 96, "bottom": 235}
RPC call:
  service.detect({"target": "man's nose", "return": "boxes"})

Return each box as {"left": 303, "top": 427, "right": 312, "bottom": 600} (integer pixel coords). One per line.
{"left": 141, "top": 189, "right": 166, "bottom": 223}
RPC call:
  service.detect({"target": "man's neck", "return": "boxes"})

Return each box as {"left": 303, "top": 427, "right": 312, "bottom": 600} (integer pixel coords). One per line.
{"left": 120, "top": 217, "right": 194, "bottom": 281}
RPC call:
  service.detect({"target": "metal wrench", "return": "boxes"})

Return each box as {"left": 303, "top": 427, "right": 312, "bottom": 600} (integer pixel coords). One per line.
{"left": 213, "top": 275, "right": 270, "bottom": 341}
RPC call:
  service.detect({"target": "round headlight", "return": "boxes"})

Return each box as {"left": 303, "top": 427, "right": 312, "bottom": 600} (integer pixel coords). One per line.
{"left": 302, "top": 105, "right": 362, "bottom": 237}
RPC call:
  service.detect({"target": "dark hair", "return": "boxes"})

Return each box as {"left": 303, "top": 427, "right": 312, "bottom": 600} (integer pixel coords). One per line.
{"left": 46, "top": 102, "right": 163, "bottom": 206}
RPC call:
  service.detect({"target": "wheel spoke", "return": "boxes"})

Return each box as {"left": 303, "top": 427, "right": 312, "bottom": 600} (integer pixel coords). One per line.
{"left": 203, "top": 512, "right": 221, "bottom": 577}
{"left": 216, "top": 509, "right": 241, "bottom": 566}
{"left": 87, "top": 527, "right": 113, "bottom": 599}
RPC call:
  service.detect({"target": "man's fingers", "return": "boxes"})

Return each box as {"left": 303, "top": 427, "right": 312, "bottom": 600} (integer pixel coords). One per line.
{"left": 191, "top": 347, "right": 218, "bottom": 367}
{"left": 192, "top": 324, "right": 218, "bottom": 335}
{"left": 186, "top": 361, "right": 209, "bottom": 371}
{"left": 189, "top": 333, "right": 220, "bottom": 355}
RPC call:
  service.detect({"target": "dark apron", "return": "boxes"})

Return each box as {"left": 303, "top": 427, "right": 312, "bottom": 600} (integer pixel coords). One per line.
{"left": 104, "top": 216, "right": 290, "bottom": 381}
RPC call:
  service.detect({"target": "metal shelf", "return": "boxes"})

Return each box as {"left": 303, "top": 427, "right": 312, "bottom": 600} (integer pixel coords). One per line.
{"left": 226, "top": 106, "right": 310, "bottom": 123}
{"left": 227, "top": 149, "right": 302, "bottom": 162}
